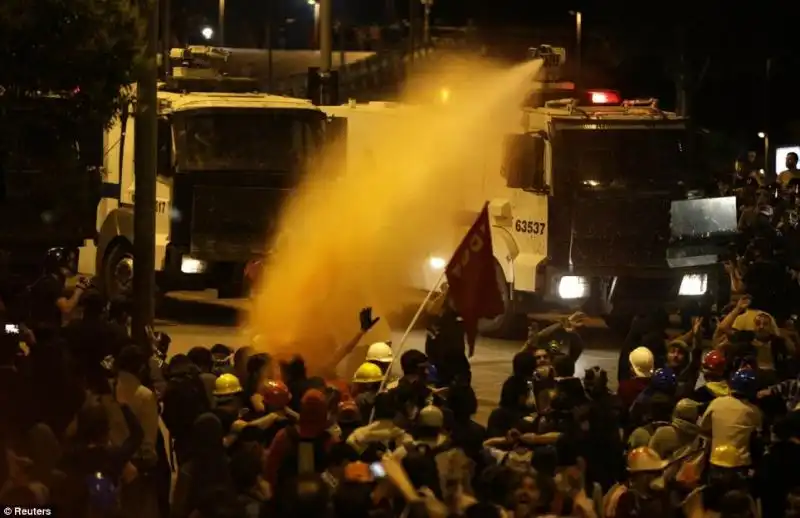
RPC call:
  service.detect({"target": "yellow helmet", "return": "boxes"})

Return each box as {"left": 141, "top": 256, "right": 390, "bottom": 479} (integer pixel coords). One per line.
{"left": 214, "top": 373, "right": 242, "bottom": 396}
{"left": 352, "top": 362, "right": 384, "bottom": 384}
{"left": 709, "top": 444, "right": 747, "bottom": 468}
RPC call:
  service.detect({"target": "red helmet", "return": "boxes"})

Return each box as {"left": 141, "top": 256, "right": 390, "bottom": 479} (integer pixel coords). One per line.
{"left": 259, "top": 380, "right": 291, "bottom": 409}
{"left": 337, "top": 401, "right": 361, "bottom": 423}
{"left": 702, "top": 350, "right": 726, "bottom": 376}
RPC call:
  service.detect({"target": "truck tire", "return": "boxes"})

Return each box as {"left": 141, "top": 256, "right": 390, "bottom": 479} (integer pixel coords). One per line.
{"left": 102, "top": 240, "right": 134, "bottom": 300}
{"left": 478, "top": 260, "right": 521, "bottom": 339}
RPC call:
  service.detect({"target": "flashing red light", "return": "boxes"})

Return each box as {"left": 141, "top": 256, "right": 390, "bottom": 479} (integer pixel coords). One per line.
{"left": 588, "top": 90, "right": 620, "bottom": 105}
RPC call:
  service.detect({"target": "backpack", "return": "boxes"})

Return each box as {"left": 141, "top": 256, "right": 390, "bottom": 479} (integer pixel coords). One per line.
{"left": 161, "top": 372, "right": 211, "bottom": 441}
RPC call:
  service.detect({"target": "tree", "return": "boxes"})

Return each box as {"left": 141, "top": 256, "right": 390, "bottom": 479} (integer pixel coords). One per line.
{"left": 0, "top": 0, "right": 143, "bottom": 127}
{"left": 0, "top": 0, "right": 142, "bottom": 249}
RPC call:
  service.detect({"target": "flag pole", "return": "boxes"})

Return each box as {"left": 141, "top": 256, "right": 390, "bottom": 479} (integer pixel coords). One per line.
{"left": 368, "top": 268, "right": 447, "bottom": 422}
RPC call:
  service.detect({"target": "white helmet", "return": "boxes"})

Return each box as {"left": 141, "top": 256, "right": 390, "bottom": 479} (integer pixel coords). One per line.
{"left": 366, "top": 341, "right": 393, "bottom": 363}
{"left": 629, "top": 346, "right": 654, "bottom": 378}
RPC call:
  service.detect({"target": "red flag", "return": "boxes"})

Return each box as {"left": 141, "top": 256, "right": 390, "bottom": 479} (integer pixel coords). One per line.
{"left": 445, "top": 203, "right": 504, "bottom": 347}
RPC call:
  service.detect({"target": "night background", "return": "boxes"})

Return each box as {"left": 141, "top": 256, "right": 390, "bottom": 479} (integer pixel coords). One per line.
{"left": 170, "top": 0, "right": 800, "bottom": 169}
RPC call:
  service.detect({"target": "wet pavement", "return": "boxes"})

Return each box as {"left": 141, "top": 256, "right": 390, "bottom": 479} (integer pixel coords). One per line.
{"left": 157, "top": 293, "right": 622, "bottom": 424}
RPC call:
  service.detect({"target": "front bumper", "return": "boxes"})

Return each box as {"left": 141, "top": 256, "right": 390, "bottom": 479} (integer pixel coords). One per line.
{"left": 160, "top": 243, "right": 259, "bottom": 293}
{"left": 519, "top": 263, "right": 727, "bottom": 316}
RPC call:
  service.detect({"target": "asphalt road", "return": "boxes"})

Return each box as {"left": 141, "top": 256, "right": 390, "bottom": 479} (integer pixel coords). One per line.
{"left": 157, "top": 295, "right": 622, "bottom": 425}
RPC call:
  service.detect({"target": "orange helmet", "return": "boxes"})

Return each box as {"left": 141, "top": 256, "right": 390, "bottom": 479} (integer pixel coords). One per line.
{"left": 337, "top": 401, "right": 361, "bottom": 423}
{"left": 627, "top": 447, "right": 667, "bottom": 472}
{"left": 702, "top": 350, "right": 726, "bottom": 377}
{"left": 259, "top": 380, "right": 291, "bottom": 409}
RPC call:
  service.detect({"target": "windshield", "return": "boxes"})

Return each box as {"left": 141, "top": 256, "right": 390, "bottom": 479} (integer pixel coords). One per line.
{"left": 175, "top": 108, "right": 324, "bottom": 171}
{"left": 553, "top": 127, "right": 690, "bottom": 189}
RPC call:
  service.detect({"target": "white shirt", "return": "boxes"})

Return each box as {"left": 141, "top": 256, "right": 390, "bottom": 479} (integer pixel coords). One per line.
{"left": 699, "top": 395, "right": 762, "bottom": 467}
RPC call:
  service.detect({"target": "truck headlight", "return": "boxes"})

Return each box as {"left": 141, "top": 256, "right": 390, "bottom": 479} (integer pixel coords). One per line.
{"left": 679, "top": 273, "right": 707, "bottom": 296}
{"left": 428, "top": 256, "right": 447, "bottom": 270}
{"left": 181, "top": 256, "right": 207, "bottom": 274}
{"left": 558, "top": 276, "right": 588, "bottom": 299}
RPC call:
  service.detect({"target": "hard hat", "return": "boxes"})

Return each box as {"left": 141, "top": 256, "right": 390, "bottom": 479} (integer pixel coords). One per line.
{"left": 702, "top": 349, "right": 726, "bottom": 376}
{"left": 259, "top": 379, "right": 291, "bottom": 409}
{"left": 627, "top": 447, "right": 667, "bottom": 472}
{"left": 629, "top": 347, "right": 655, "bottom": 378}
{"left": 651, "top": 367, "right": 677, "bottom": 392}
{"left": 213, "top": 373, "right": 242, "bottom": 396}
{"left": 352, "top": 362, "right": 384, "bottom": 384}
{"left": 44, "top": 247, "right": 75, "bottom": 274}
{"left": 709, "top": 444, "right": 748, "bottom": 468}
{"left": 366, "top": 342, "right": 393, "bottom": 363}
{"left": 673, "top": 398, "right": 701, "bottom": 423}
{"left": 418, "top": 404, "right": 444, "bottom": 428}
{"left": 671, "top": 398, "right": 701, "bottom": 433}
{"left": 729, "top": 368, "right": 757, "bottom": 395}
{"left": 337, "top": 401, "right": 361, "bottom": 423}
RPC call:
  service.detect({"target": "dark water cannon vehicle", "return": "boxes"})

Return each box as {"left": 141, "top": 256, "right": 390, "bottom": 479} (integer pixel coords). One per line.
{"left": 481, "top": 90, "right": 735, "bottom": 336}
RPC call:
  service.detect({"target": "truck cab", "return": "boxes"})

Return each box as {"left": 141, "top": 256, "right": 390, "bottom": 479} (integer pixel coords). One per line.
{"left": 483, "top": 92, "right": 735, "bottom": 335}
{"left": 79, "top": 47, "right": 343, "bottom": 299}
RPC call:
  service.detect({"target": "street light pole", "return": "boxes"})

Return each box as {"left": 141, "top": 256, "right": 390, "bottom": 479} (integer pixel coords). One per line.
{"left": 218, "top": 0, "right": 226, "bottom": 46}
{"left": 266, "top": 0, "right": 273, "bottom": 90}
{"left": 319, "top": 0, "right": 332, "bottom": 72}
{"left": 133, "top": 0, "right": 159, "bottom": 345}
{"left": 574, "top": 11, "right": 582, "bottom": 92}
{"left": 409, "top": 0, "right": 417, "bottom": 59}
{"left": 421, "top": 0, "right": 433, "bottom": 47}
{"left": 765, "top": 57, "right": 772, "bottom": 177}
{"left": 161, "top": 0, "right": 171, "bottom": 79}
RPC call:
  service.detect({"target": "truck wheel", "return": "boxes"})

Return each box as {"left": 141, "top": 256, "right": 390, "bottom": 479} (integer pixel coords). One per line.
{"left": 102, "top": 240, "right": 134, "bottom": 300}
{"left": 478, "top": 260, "right": 521, "bottom": 339}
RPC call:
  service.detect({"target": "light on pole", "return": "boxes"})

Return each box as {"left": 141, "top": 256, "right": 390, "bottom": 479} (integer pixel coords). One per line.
{"left": 759, "top": 131, "right": 769, "bottom": 175}
{"left": 218, "top": 0, "right": 226, "bottom": 45}
{"left": 201, "top": 26, "right": 214, "bottom": 41}
{"left": 569, "top": 10, "right": 582, "bottom": 91}
{"left": 420, "top": 0, "right": 433, "bottom": 47}
{"left": 308, "top": 0, "right": 320, "bottom": 48}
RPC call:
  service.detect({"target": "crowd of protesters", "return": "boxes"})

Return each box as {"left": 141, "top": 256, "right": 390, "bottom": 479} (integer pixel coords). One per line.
{"left": 3, "top": 151, "right": 800, "bottom": 516}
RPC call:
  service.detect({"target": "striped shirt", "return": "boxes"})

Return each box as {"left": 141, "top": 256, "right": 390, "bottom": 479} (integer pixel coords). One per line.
{"left": 768, "top": 378, "right": 800, "bottom": 412}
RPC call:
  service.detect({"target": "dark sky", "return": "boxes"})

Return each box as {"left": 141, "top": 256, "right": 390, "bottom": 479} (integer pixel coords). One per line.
{"left": 177, "top": 0, "right": 800, "bottom": 152}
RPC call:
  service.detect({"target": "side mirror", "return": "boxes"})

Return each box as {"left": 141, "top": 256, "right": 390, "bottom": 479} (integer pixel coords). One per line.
{"left": 502, "top": 133, "right": 546, "bottom": 192}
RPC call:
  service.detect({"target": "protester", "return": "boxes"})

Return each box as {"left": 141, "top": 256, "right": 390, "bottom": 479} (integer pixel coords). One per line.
{"left": 4, "top": 182, "right": 800, "bottom": 518}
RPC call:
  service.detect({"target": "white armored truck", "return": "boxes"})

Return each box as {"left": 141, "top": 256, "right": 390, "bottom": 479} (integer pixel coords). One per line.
{"left": 79, "top": 46, "right": 346, "bottom": 299}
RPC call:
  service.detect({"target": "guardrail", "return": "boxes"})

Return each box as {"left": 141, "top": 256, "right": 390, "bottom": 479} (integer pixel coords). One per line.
{"left": 271, "top": 45, "right": 437, "bottom": 101}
